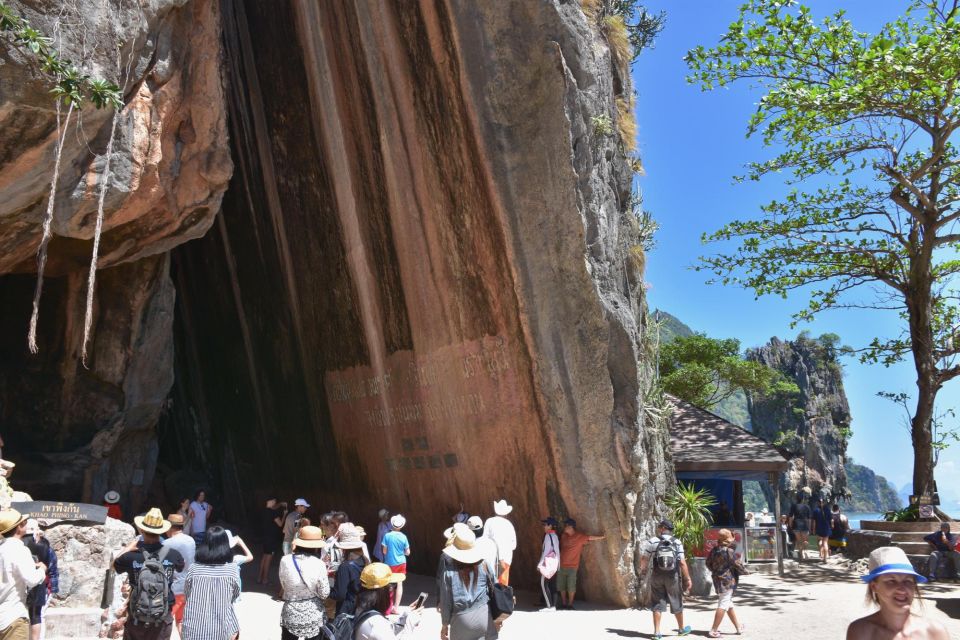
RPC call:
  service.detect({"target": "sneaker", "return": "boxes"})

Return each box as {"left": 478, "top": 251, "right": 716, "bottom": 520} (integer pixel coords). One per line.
{"left": 653, "top": 634, "right": 663, "bottom": 640}
{"left": 678, "top": 626, "right": 692, "bottom": 636}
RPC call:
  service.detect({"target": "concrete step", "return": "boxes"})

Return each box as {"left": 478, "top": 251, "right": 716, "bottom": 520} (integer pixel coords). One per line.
{"left": 891, "top": 531, "right": 935, "bottom": 543}
{"left": 897, "top": 541, "right": 935, "bottom": 554}
{"left": 860, "top": 520, "right": 948, "bottom": 533}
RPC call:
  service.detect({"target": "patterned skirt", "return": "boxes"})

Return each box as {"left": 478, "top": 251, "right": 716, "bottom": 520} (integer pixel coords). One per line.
{"left": 281, "top": 598, "right": 326, "bottom": 638}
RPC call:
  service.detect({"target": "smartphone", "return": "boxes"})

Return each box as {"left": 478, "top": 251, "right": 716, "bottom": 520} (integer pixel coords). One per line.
{"left": 411, "top": 592, "right": 428, "bottom": 609}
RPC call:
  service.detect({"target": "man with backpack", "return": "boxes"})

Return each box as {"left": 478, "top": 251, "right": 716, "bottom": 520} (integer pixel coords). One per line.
{"left": 113, "top": 508, "right": 185, "bottom": 640}
{"left": 556, "top": 518, "right": 604, "bottom": 610}
{"left": 640, "top": 519, "right": 692, "bottom": 639}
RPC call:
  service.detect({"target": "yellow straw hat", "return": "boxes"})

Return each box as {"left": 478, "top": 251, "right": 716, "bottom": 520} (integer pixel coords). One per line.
{"left": 134, "top": 508, "right": 171, "bottom": 535}
{"left": 0, "top": 508, "right": 26, "bottom": 536}
{"left": 360, "top": 562, "right": 405, "bottom": 589}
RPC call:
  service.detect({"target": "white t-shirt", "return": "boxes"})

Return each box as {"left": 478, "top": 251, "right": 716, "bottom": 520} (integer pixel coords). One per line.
{"left": 644, "top": 534, "right": 685, "bottom": 561}
{"left": 355, "top": 610, "right": 418, "bottom": 639}
{"left": 190, "top": 501, "right": 210, "bottom": 533}
{"left": 482, "top": 516, "right": 517, "bottom": 565}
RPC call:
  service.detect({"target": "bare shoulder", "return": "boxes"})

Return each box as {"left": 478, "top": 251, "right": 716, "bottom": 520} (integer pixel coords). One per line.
{"left": 845, "top": 613, "right": 881, "bottom": 640}
{"left": 914, "top": 616, "right": 950, "bottom": 639}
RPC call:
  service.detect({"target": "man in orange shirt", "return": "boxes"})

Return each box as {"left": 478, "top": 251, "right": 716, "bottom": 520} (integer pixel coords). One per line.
{"left": 557, "top": 518, "right": 604, "bottom": 609}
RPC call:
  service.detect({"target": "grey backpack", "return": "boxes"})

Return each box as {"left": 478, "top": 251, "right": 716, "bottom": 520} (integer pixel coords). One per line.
{"left": 131, "top": 547, "right": 171, "bottom": 625}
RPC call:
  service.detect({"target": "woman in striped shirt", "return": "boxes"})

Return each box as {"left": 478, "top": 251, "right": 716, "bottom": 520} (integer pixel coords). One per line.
{"left": 182, "top": 526, "right": 241, "bottom": 640}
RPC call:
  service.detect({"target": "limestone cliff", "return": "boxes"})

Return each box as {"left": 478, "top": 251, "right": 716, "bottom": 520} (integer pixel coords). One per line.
{"left": 748, "top": 334, "right": 851, "bottom": 506}
{"left": 0, "top": 0, "right": 229, "bottom": 508}
{"left": 845, "top": 460, "right": 902, "bottom": 513}
{"left": 0, "top": 0, "right": 670, "bottom": 606}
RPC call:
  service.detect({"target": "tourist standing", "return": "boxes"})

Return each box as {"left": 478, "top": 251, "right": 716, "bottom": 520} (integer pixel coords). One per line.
{"left": 828, "top": 504, "right": 849, "bottom": 554}
{"left": 104, "top": 491, "right": 124, "bottom": 521}
{"left": 482, "top": 500, "right": 516, "bottom": 586}
{"left": 811, "top": 497, "right": 832, "bottom": 562}
{"left": 282, "top": 499, "right": 309, "bottom": 556}
{"left": 381, "top": 515, "right": 410, "bottom": 609}
{"left": 278, "top": 526, "right": 329, "bottom": 640}
{"left": 0, "top": 509, "right": 46, "bottom": 640}
{"left": 331, "top": 525, "right": 368, "bottom": 616}
{"left": 177, "top": 498, "right": 193, "bottom": 536}
{"left": 788, "top": 496, "right": 811, "bottom": 560}
{"left": 163, "top": 513, "right": 196, "bottom": 632}
{"left": 779, "top": 514, "right": 794, "bottom": 559}
{"left": 189, "top": 490, "right": 213, "bottom": 544}
{"left": 466, "top": 516, "right": 498, "bottom": 575}
{"left": 353, "top": 563, "right": 421, "bottom": 639}
{"left": 846, "top": 547, "right": 949, "bottom": 639}
{"left": 556, "top": 518, "right": 604, "bottom": 609}
{"left": 705, "top": 528, "right": 746, "bottom": 638}
{"left": 537, "top": 517, "right": 560, "bottom": 610}
{"left": 113, "top": 508, "right": 185, "bottom": 640}
{"left": 22, "top": 519, "right": 58, "bottom": 640}
{"left": 640, "top": 519, "right": 692, "bottom": 639}
{"left": 924, "top": 522, "right": 959, "bottom": 581}
{"left": 439, "top": 528, "right": 498, "bottom": 640}
{"left": 181, "top": 527, "right": 240, "bottom": 640}
{"left": 373, "top": 509, "right": 391, "bottom": 562}
{"left": 258, "top": 497, "right": 286, "bottom": 584}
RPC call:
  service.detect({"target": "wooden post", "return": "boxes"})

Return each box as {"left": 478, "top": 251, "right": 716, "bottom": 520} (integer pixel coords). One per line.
{"left": 770, "top": 471, "right": 784, "bottom": 577}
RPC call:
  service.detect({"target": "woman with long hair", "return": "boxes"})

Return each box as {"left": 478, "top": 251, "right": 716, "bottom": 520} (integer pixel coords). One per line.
{"left": 439, "top": 528, "right": 497, "bottom": 640}
{"left": 279, "top": 526, "right": 330, "bottom": 640}
{"left": 181, "top": 525, "right": 240, "bottom": 640}
{"left": 353, "top": 563, "right": 421, "bottom": 639}
{"left": 178, "top": 497, "right": 193, "bottom": 536}
{"left": 330, "top": 525, "right": 367, "bottom": 616}
{"left": 189, "top": 490, "right": 213, "bottom": 544}
{"left": 705, "top": 528, "right": 746, "bottom": 638}
{"left": 846, "top": 547, "right": 948, "bottom": 639}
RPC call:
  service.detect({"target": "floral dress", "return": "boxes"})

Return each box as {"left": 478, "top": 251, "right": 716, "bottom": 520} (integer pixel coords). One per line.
{"left": 279, "top": 553, "right": 330, "bottom": 637}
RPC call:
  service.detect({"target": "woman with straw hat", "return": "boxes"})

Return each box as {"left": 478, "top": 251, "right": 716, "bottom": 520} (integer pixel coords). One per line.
{"left": 439, "top": 527, "right": 498, "bottom": 640}
{"left": 705, "top": 528, "right": 746, "bottom": 638}
{"left": 353, "top": 562, "right": 421, "bottom": 639}
{"left": 846, "top": 546, "right": 949, "bottom": 639}
{"left": 278, "top": 525, "right": 330, "bottom": 640}
{"left": 331, "top": 524, "right": 368, "bottom": 616}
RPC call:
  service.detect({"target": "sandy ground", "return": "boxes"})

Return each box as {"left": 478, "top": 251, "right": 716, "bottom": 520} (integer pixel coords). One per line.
{"left": 232, "top": 560, "right": 960, "bottom": 639}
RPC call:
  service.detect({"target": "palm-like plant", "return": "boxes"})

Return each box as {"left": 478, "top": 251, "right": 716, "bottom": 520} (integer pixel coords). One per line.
{"left": 664, "top": 482, "right": 716, "bottom": 556}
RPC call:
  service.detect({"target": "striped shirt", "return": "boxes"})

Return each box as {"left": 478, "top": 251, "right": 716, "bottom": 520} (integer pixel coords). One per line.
{"left": 181, "top": 563, "right": 240, "bottom": 640}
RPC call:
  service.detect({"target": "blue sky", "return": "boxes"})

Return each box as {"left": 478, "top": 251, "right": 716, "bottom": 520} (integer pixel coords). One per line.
{"left": 631, "top": 0, "right": 960, "bottom": 505}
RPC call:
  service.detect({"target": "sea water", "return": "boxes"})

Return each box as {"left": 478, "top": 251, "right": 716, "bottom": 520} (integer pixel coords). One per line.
{"left": 846, "top": 512, "right": 883, "bottom": 530}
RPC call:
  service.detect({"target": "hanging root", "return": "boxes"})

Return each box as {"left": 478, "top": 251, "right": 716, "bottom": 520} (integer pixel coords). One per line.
{"left": 28, "top": 100, "right": 75, "bottom": 354}
{"left": 81, "top": 105, "right": 120, "bottom": 367}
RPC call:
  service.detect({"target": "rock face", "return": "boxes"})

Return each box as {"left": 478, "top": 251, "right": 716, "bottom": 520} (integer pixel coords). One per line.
{"left": 748, "top": 334, "right": 851, "bottom": 507}
{"left": 0, "top": 0, "right": 228, "bottom": 514}
{"left": 43, "top": 517, "right": 136, "bottom": 608}
{"left": 845, "top": 460, "right": 902, "bottom": 513}
{"left": 0, "top": 0, "right": 671, "bottom": 606}
{"left": 166, "top": 0, "right": 670, "bottom": 604}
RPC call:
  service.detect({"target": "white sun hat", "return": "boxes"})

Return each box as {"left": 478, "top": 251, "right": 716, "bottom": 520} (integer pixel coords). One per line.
{"left": 390, "top": 514, "right": 406, "bottom": 529}
{"left": 493, "top": 499, "right": 513, "bottom": 516}
{"left": 861, "top": 546, "right": 927, "bottom": 583}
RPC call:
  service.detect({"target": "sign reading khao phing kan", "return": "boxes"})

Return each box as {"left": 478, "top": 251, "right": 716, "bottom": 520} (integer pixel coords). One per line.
{"left": 11, "top": 501, "right": 107, "bottom": 525}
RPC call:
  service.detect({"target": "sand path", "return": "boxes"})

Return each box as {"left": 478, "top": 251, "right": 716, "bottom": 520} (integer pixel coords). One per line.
{"left": 235, "top": 562, "right": 960, "bottom": 639}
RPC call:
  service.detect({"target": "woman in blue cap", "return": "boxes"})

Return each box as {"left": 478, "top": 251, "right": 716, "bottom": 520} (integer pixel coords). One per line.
{"left": 846, "top": 546, "right": 948, "bottom": 639}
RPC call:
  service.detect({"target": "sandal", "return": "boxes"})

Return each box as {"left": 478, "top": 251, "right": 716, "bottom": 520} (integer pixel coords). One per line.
{"left": 709, "top": 631, "right": 721, "bottom": 638}
{"left": 737, "top": 624, "right": 746, "bottom": 634}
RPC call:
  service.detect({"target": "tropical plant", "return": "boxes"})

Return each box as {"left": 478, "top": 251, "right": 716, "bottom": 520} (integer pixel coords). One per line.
{"left": 659, "top": 333, "right": 788, "bottom": 409}
{"left": 686, "top": 0, "right": 960, "bottom": 499}
{"left": 883, "top": 504, "right": 920, "bottom": 522}
{"left": 665, "top": 482, "right": 717, "bottom": 556}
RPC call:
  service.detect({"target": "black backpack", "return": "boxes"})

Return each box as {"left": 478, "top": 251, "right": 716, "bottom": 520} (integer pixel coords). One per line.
{"left": 652, "top": 537, "right": 678, "bottom": 574}
{"left": 130, "top": 547, "right": 171, "bottom": 626}
{"left": 319, "top": 610, "right": 380, "bottom": 640}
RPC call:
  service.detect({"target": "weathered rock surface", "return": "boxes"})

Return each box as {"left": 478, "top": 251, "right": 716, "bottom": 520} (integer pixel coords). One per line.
{"left": 0, "top": 0, "right": 671, "bottom": 606}
{"left": 748, "top": 334, "right": 851, "bottom": 506}
{"left": 167, "top": 0, "right": 670, "bottom": 605}
{"left": 0, "top": 0, "right": 227, "bottom": 512}
{"left": 845, "top": 460, "right": 902, "bottom": 513}
{"left": 44, "top": 516, "right": 135, "bottom": 608}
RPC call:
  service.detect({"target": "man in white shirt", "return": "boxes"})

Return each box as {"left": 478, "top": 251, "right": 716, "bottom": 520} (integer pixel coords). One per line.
{"left": 482, "top": 499, "right": 517, "bottom": 585}
{"left": 0, "top": 509, "right": 46, "bottom": 640}
{"left": 162, "top": 513, "right": 196, "bottom": 632}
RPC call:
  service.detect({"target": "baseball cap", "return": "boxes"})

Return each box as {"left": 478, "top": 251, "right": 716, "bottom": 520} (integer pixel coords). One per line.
{"left": 541, "top": 517, "right": 559, "bottom": 526}
{"left": 563, "top": 518, "right": 577, "bottom": 527}
{"left": 658, "top": 518, "right": 674, "bottom": 531}
{"left": 294, "top": 498, "right": 310, "bottom": 508}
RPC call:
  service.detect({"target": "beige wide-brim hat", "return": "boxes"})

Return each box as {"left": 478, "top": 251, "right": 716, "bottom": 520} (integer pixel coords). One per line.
{"left": 293, "top": 525, "right": 327, "bottom": 549}
{"left": 134, "top": 508, "right": 171, "bottom": 535}
{"left": 336, "top": 524, "right": 365, "bottom": 550}
{"left": 443, "top": 527, "right": 485, "bottom": 564}
{"left": 443, "top": 522, "right": 471, "bottom": 545}
{"left": 493, "top": 499, "right": 513, "bottom": 516}
{"left": 0, "top": 508, "right": 26, "bottom": 536}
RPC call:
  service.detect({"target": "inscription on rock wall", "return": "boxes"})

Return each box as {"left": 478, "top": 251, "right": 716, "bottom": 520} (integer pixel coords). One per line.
{"left": 324, "top": 335, "right": 523, "bottom": 473}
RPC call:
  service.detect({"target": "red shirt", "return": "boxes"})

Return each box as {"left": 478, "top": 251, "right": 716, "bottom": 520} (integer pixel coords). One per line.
{"left": 560, "top": 531, "right": 590, "bottom": 568}
{"left": 105, "top": 504, "right": 123, "bottom": 521}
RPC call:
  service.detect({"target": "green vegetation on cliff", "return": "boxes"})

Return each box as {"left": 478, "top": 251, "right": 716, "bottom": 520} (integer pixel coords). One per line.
{"left": 845, "top": 460, "right": 902, "bottom": 513}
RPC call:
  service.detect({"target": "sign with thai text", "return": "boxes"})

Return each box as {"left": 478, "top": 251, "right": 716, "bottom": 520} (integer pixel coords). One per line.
{"left": 11, "top": 501, "right": 107, "bottom": 525}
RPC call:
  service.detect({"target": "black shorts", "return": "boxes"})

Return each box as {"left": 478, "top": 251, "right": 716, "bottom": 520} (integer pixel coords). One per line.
{"left": 262, "top": 538, "right": 281, "bottom": 554}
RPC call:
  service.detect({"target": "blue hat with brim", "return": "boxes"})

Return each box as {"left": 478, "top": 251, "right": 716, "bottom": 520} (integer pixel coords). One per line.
{"left": 861, "top": 547, "right": 927, "bottom": 584}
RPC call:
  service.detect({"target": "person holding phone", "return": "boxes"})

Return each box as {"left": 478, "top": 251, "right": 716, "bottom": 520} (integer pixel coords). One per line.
{"left": 353, "top": 563, "right": 421, "bottom": 639}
